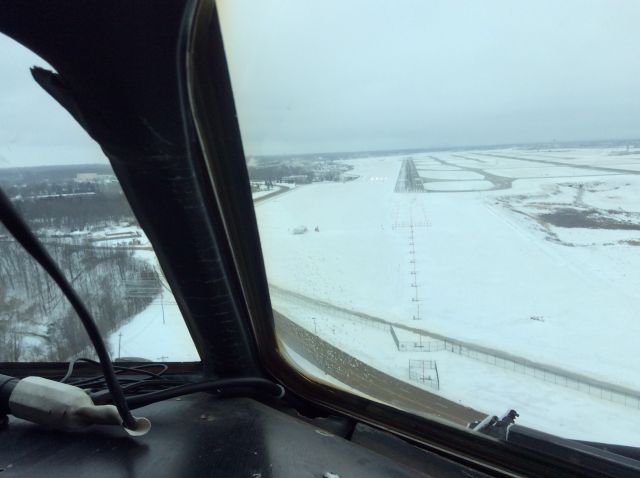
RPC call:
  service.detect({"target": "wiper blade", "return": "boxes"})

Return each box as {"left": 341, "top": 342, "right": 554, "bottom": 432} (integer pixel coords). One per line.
{"left": 470, "top": 409, "right": 640, "bottom": 478}
{"left": 469, "top": 409, "right": 519, "bottom": 440}
{"left": 508, "top": 425, "right": 640, "bottom": 478}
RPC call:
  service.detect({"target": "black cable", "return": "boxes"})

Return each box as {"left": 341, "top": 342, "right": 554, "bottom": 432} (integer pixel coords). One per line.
{"left": 69, "top": 371, "right": 173, "bottom": 391}
{"left": 91, "top": 377, "right": 284, "bottom": 406}
{"left": 129, "top": 363, "right": 169, "bottom": 376}
{"left": 90, "top": 378, "right": 190, "bottom": 404}
{"left": 0, "top": 189, "right": 139, "bottom": 430}
{"left": 119, "top": 379, "right": 186, "bottom": 392}
{"left": 123, "top": 378, "right": 285, "bottom": 409}
{"left": 61, "top": 358, "right": 168, "bottom": 386}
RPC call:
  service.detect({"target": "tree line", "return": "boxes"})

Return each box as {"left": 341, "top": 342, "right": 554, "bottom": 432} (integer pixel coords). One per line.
{"left": 0, "top": 239, "right": 159, "bottom": 361}
{"left": 247, "top": 164, "right": 312, "bottom": 182}
{"left": 13, "top": 192, "right": 135, "bottom": 232}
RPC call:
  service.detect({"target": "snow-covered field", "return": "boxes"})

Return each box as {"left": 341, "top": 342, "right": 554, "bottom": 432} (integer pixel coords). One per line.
{"left": 255, "top": 147, "right": 640, "bottom": 445}
{"left": 108, "top": 292, "right": 198, "bottom": 362}
{"left": 274, "top": 296, "right": 639, "bottom": 445}
{"left": 108, "top": 250, "right": 199, "bottom": 362}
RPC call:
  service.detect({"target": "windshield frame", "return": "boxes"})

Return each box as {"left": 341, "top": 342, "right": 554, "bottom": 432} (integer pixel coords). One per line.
{"left": 185, "top": 1, "right": 640, "bottom": 476}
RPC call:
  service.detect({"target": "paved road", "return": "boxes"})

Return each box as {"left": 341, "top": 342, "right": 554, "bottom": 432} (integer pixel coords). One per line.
{"left": 479, "top": 152, "right": 640, "bottom": 176}
{"left": 275, "top": 311, "right": 484, "bottom": 426}
{"left": 253, "top": 185, "right": 295, "bottom": 204}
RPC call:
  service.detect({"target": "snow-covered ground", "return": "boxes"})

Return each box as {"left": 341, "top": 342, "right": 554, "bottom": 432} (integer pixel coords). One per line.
{"left": 108, "top": 292, "right": 198, "bottom": 362}
{"left": 254, "top": 147, "right": 640, "bottom": 445}
{"left": 108, "top": 249, "right": 199, "bottom": 362}
{"left": 274, "top": 296, "right": 639, "bottom": 445}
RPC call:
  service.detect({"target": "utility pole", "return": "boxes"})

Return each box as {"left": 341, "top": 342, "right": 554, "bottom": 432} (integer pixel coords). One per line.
{"left": 118, "top": 332, "right": 122, "bottom": 359}
{"left": 409, "top": 218, "right": 420, "bottom": 318}
{"left": 312, "top": 317, "right": 317, "bottom": 334}
{"left": 394, "top": 209, "right": 429, "bottom": 322}
{"left": 160, "top": 284, "right": 165, "bottom": 325}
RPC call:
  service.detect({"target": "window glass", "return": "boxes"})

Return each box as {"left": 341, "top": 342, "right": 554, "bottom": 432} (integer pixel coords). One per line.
{"left": 0, "top": 34, "right": 199, "bottom": 362}
{"left": 218, "top": 0, "right": 640, "bottom": 445}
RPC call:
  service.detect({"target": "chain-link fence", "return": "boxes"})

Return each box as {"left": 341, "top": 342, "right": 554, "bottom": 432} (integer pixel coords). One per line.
{"left": 271, "top": 285, "right": 640, "bottom": 410}
{"left": 409, "top": 359, "right": 439, "bottom": 390}
{"left": 390, "top": 325, "right": 445, "bottom": 352}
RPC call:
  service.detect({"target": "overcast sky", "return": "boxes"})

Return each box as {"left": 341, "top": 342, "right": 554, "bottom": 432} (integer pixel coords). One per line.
{"left": 0, "top": 34, "right": 107, "bottom": 169}
{"left": 1, "top": 2, "right": 639, "bottom": 168}
{"left": 218, "top": 0, "right": 640, "bottom": 155}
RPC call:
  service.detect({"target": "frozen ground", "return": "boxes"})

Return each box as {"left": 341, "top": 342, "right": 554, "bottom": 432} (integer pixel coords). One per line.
{"left": 274, "top": 296, "right": 639, "bottom": 445}
{"left": 108, "top": 249, "right": 199, "bottom": 362}
{"left": 254, "top": 147, "right": 640, "bottom": 445}
{"left": 108, "top": 293, "right": 198, "bottom": 362}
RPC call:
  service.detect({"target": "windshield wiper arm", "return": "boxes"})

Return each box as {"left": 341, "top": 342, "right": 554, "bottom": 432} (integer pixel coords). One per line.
{"left": 470, "top": 409, "right": 640, "bottom": 478}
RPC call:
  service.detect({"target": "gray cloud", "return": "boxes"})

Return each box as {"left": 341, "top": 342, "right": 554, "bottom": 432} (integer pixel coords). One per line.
{"left": 218, "top": 0, "right": 640, "bottom": 155}
{"left": 2, "top": 2, "right": 639, "bottom": 168}
{"left": 0, "top": 33, "right": 107, "bottom": 168}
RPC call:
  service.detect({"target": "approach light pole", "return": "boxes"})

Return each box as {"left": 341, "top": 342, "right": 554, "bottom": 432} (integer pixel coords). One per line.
{"left": 160, "top": 285, "right": 165, "bottom": 325}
